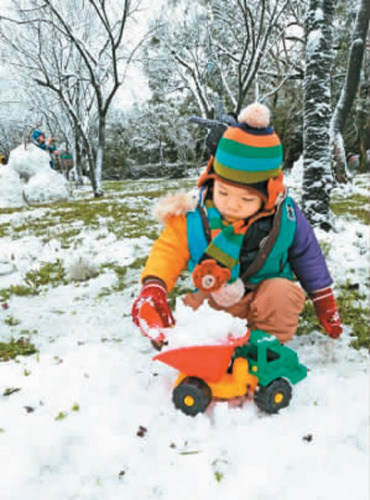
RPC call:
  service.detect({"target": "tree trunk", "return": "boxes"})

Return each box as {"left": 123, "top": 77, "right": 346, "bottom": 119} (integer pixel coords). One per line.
{"left": 94, "top": 114, "right": 106, "bottom": 197}
{"left": 73, "top": 132, "right": 84, "bottom": 185}
{"left": 302, "top": 0, "right": 335, "bottom": 231}
{"left": 330, "top": 0, "right": 370, "bottom": 182}
{"left": 85, "top": 143, "right": 98, "bottom": 196}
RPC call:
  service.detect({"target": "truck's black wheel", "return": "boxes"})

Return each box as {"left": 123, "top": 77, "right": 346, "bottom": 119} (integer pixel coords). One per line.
{"left": 254, "top": 378, "right": 292, "bottom": 414}
{"left": 172, "top": 377, "right": 212, "bottom": 416}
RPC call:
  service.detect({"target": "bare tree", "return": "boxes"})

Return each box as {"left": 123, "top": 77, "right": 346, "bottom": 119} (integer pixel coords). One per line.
{"left": 0, "top": 0, "right": 144, "bottom": 197}
{"left": 147, "top": 0, "right": 301, "bottom": 118}
{"left": 330, "top": 0, "right": 369, "bottom": 182}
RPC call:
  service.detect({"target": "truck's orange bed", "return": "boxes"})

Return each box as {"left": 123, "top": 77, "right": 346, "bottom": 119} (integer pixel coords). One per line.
{"left": 153, "top": 332, "right": 250, "bottom": 383}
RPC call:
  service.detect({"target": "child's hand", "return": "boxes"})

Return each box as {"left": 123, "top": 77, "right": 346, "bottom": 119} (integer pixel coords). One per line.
{"left": 131, "top": 279, "right": 175, "bottom": 345}
{"left": 310, "top": 287, "right": 343, "bottom": 338}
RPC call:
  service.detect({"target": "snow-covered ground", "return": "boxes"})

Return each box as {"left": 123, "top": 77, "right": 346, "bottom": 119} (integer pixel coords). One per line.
{"left": 0, "top": 166, "right": 369, "bottom": 500}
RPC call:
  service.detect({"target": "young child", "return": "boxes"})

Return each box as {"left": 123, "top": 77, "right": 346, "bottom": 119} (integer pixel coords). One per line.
{"left": 31, "top": 129, "right": 59, "bottom": 168}
{"left": 132, "top": 103, "right": 342, "bottom": 349}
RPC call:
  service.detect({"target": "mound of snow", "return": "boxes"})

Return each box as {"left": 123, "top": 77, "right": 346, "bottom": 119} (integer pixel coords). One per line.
{"left": 8, "top": 143, "right": 50, "bottom": 180}
{"left": 0, "top": 166, "right": 26, "bottom": 208}
{"left": 1, "top": 143, "right": 70, "bottom": 207}
{"left": 23, "top": 170, "right": 69, "bottom": 204}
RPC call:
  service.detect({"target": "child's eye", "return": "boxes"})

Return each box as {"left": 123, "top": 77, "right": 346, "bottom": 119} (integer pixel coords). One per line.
{"left": 218, "top": 191, "right": 227, "bottom": 196}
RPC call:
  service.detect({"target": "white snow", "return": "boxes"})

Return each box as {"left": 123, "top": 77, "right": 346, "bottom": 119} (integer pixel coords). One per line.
{"left": 306, "top": 29, "right": 323, "bottom": 57}
{"left": 0, "top": 144, "right": 69, "bottom": 208}
{"left": 0, "top": 171, "right": 368, "bottom": 500}
{"left": 162, "top": 300, "right": 248, "bottom": 348}
{"left": 0, "top": 165, "right": 25, "bottom": 208}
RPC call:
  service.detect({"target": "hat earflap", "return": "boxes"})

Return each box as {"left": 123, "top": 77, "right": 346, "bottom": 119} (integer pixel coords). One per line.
{"left": 197, "top": 156, "right": 216, "bottom": 187}
{"left": 264, "top": 172, "right": 285, "bottom": 210}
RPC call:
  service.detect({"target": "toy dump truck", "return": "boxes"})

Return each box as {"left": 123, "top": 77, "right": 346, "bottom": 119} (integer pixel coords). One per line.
{"left": 154, "top": 329, "right": 307, "bottom": 416}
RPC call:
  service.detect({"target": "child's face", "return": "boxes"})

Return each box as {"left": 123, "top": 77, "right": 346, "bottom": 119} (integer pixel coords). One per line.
{"left": 213, "top": 180, "right": 262, "bottom": 223}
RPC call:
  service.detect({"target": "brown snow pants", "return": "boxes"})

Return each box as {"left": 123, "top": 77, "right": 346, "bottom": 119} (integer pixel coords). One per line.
{"left": 183, "top": 278, "right": 306, "bottom": 343}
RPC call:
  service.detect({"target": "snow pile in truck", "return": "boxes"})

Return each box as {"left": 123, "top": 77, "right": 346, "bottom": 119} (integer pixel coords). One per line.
{"left": 163, "top": 299, "right": 248, "bottom": 349}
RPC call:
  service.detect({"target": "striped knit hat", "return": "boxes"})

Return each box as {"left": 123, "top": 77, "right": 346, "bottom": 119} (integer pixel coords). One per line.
{"left": 198, "top": 103, "right": 283, "bottom": 189}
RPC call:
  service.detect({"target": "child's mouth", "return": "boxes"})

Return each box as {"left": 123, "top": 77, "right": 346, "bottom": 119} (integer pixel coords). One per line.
{"left": 224, "top": 214, "right": 239, "bottom": 222}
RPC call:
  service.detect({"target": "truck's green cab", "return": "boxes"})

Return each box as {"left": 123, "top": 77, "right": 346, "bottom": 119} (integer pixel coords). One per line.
{"left": 233, "top": 329, "right": 307, "bottom": 387}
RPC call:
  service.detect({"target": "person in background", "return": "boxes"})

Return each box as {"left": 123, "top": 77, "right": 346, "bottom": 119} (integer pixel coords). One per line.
{"left": 0, "top": 151, "right": 9, "bottom": 165}
{"left": 132, "top": 102, "right": 343, "bottom": 350}
{"left": 31, "top": 129, "right": 59, "bottom": 168}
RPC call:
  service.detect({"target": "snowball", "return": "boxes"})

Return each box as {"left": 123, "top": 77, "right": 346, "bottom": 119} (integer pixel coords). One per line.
{"left": 23, "top": 170, "right": 69, "bottom": 204}
{"left": 66, "top": 254, "right": 99, "bottom": 282}
{"left": 8, "top": 143, "right": 50, "bottom": 180}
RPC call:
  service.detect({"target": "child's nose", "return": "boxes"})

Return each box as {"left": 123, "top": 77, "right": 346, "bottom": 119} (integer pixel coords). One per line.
{"left": 227, "top": 198, "right": 240, "bottom": 210}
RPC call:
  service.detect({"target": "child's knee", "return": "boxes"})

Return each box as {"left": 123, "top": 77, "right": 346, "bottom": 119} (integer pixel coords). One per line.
{"left": 248, "top": 278, "right": 305, "bottom": 339}
{"left": 251, "top": 278, "right": 305, "bottom": 315}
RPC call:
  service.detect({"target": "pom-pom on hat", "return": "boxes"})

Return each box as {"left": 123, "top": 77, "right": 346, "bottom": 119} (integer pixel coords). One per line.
{"left": 203, "top": 102, "right": 283, "bottom": 187}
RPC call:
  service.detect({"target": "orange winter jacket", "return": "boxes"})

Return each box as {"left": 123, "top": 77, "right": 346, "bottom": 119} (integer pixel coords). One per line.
{"left": 141, "top": 215, "right": 190, "bottom": 291}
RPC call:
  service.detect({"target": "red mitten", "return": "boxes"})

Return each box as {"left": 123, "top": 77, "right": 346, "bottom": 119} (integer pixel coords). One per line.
{"left": 310, "top": 287, "right": 343, "bottom": 339}
{"left": 132, "top": 279, "right": 175, "bottom": 348}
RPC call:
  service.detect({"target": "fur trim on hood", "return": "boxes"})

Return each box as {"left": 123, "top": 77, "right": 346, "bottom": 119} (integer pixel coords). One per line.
{"left": 154, "top": 189, "right": 199, "bottom": 224}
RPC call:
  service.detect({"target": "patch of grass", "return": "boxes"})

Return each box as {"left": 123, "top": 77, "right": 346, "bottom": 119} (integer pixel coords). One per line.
{"left": 337, "top": 282, "right": 369, "bottom": 351}
{"left": 214, "top": 471, "right": 224, "bottom": 483}
{"left": 55, "top": 411, "right": 68, "bottom": 421}
{"left": 55, "top": 403, "right": 80, "bottom": 421}
{"left": 0, "top": 261, "right": 67, "bottom": 300}
{"left": 0, "top": 337, "right": 38, "bottom": 361}
{"left": 297, "top": 281, "right": 370, "bottom": 351}
{"left": 331, "top": 194, "right": 369, "bottom": 225}
{"left": 19, "top": 329, "right": 39, "bottom": 336}
{"left": 129, "top": 256, "right": 148, "bottom": 270}
{"left": 211, "top": 458, "right": 227, "bottom": 483}
{"left": 0, "top": 284, "right": 39, "bottom": 301}
{"left": 24, "top": 260, "right": 67, "bottom": 289}
{"left": 98, "top": 257, "right": 152, "bottom": 298}
{"left": 3, "top": 387, "right": 21, "bottom": 396}
{"left": 0, "top": 223, "right": 11, "bottom": 238}
{"left": 110, "top": 264, "right": 128, "bottom": 291}
{"left": 98, "top": 263, "right": 128, "bottom": 297}
{"left": 1, "top": 180, "right": 181, "bottom": 247}
{"left": 319, "top": 241, "right": 331, "bottom": 259}
{"left": 58, "top": 229, "right": 83, "bottom": 248}
{"left": 12, "top": 219, "right": 53, "bottom": 236}
{"left": 296, "top": 301, "right": 320, "bottom": 337}
{"left": 3, "top": 315, "right": 21, "bottom": 327}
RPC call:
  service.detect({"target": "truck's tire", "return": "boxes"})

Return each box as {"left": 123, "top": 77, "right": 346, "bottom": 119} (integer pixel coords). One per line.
{"left": 172, "top": 377, "right": 212, "bottom": 416}
{"left": 254, "top": 378, "right": 292, "bottom": 414}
